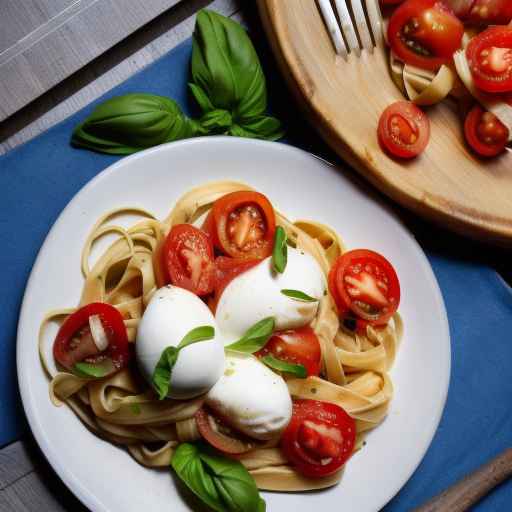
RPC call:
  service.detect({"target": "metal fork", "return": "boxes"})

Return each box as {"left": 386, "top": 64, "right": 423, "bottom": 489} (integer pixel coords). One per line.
{"left": 317, "top": 0, "right": 384, "bottom": 58}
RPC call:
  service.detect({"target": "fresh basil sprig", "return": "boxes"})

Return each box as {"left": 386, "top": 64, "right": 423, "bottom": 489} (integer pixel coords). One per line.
{"left": 70, "top": 11, "right": 284, "bottom": 154}
{"left": 281, "top": 289, "right": 319, "bottom": 302}
{"left": 172, "top": 443, "right": 265, "bottom": 512}
{"left": 272, "top": 226, "right": 287, "bottom": 273}
{"left": 261, "top": 354, "right": 307, "bottom": 378}
{"left": 191, "top": 10, "right": 283, "bottom": 140}
{"left": 225, "top": 317, "right": 275, "bottom": 354}
{"left": 152, "top": 326, "right": 215, "bottom": 399}
{"left": 71, "top": 94, "right": 206, "bottom": 154}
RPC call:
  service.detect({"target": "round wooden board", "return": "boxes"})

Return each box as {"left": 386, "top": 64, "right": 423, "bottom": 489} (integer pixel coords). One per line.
{"left": 258, "top": 0, "right": 512, "bottom": 247}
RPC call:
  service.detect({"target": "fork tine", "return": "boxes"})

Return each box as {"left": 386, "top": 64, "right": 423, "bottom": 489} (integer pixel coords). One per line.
{"left": 365, "top": 0, "right": 385, "bottom": 49}
{"left": 332, "top": 0, "right": 361, "bottom": 56}
{"left": 350, "top": 0, "right": 374, "bottom": 52}
{"left": 318, "top": 0, "right": 349, "bottom": 58}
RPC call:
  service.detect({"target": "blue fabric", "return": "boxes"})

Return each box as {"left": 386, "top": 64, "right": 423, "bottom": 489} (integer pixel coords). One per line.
{"left": 1, "top": 37, "right": 511, "bottom": 510}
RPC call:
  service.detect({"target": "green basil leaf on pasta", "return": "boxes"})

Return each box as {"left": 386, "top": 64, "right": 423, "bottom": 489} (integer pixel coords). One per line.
{"left": 130, "top": 404, "right": 141, "bottom": 415}
{"left": 171, "top": 443, "right": 264, "bottom": 512}
{"left": 280, "top": 289, "right": 319, "bottom": 302}
{"left": 71, "top": 94, "right": 206, "bottom": 154}
{"left": 261, "top": 355, "right": 307, "bottom": 378}
{"left": 225, "top": 317, "right": 275, "bottom": 353}
{"left": 73, "top": 360, "right": 113, "bottom": 378}
{"left": 177, "top": 325, "right": 215, "bottom": 349}
{"left": 152, "top": 346, "right": 179, "bottom": 400}
{"left": 152, "top": 326, "right": 215, "bottom": 399}
{"left": 272, "top": 226, "right": 287, "bottom": 273}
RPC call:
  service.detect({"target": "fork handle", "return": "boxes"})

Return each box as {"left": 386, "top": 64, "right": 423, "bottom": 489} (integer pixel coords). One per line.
{"left": 412, "top": 448, "right": 512, "bottom": 512}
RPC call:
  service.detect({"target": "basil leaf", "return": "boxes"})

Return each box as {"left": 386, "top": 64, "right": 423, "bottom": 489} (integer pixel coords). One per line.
{"left": 272, "top": 226, "right": 287, "bottom": 274}
{"left": 225, "top": 317, "right": 275, "bottom": 353}
{"left": 199, "top": 108, "right": 233, "bottom": 133}
{"left": 189, "top": 82, "right": 215, "bottom": 112}
{"left": 171, "top": 444, "right": 222, "bottom": 511}
{"left": 261, "top": 355, "right": 307, "bottom": 378}
{"left": 171, "top": 443, "right": 264, "bottom": 512}
{"left": 73, "top": 360, "right": 113, "bottom": 378}
{"left": 230, "top": 115, "right": 285, "bottom": 141}
{"left": 152, "top": 326, "right": 215, "bottom": 399}
{"left": 71, "top": 94, "right": 206, "bottom": 154}
{"left": 192, "top": 10, "right": 267, "bottom": 120}
{"left": 280, "top": 289, "right": 319, "bottom": 302}
{"left": 152, "top": 346, "right": 179, "bottom": 400}
{"left": 130, "top": 404, "right": 141, "bottom": 415}
{"left": 178, "top": 325, "right": 215, "bottom": 349}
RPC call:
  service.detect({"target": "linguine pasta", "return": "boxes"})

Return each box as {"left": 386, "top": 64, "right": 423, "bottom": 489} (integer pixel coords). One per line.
{"left": 39, "top": 181, "right": 403, "bottom": 491}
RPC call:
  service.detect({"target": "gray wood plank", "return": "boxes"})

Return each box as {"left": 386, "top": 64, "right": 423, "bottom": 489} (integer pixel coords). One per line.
{"left": 0, "top": 0, "right": 239, "bottom": 154}
{"left": 0, "top": 441, "right": 34, "bottom": 490}
{"left": 0, "top": 0, "right": 184, "bottom": 120}
{"left": 0, "top": 470, "right": 87, "bottom": 512}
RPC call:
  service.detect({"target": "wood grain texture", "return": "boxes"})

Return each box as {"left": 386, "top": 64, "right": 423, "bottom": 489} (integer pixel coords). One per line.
{"left": 0, "top": 0, "right": 239, "bottom": 154}
{"left": 412, "top": 448, "right": 512, "bottom": 512}
{"left": 0, "top": 0, "right": 183, "bottom": 120}
{"left": 257, "top": 0, "right": 512, "bottom": 248}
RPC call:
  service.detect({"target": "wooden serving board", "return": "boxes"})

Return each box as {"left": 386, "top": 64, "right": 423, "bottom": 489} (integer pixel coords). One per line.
{"left": 258, "top": 0, "right": 512, "bottom": 248}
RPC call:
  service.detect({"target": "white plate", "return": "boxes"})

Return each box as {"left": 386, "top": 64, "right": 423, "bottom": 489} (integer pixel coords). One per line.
{"left": 17, "top": 137, "right": 450, "bottom": 512}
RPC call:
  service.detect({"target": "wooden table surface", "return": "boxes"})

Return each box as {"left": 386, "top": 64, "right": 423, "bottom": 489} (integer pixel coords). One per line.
{"left": 0, "top": 1, "right": 241, "bottom": 510}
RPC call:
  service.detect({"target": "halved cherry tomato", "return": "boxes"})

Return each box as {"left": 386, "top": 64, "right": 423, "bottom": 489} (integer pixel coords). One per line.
{"left": 378, "top": 101, "right": 430, "bottom": 158}
{"left": 442, "top": 0, "right": 474, "bottom": 19}
{"left": 280, "top": 399, "right": 356, "bottom": 477}
{"left": 329, "top": 249, "right": 400, "bottom": 333}
{"left": 467, "top": 27, "right": 512, "bottom": 93}
{"left": 388, "top": 0, "right": 464, "bottom": 71}
{"left": 209, "top": 256, "right": 260, "bottom": 312}
{"left": 162, "top": 224, "right": 215, "bottom": 296}
{"left": 255, "top": 326, "right": 322, "bottom": 377}
{"left": 466, "top": 0, "right": 512, "bottom": 25}
{"left": 203, "top": 191, "right": 276, "bottom": 260}
{"left": 53, "top": 302, "right": 130, "bottom": 374}
{"left": 464, "top": 105, "right": 509, "bottom": 157}
{"left": 380, "top": 0, "right": 405, "bottom": 5}
{"left": 195, "top": 407, "right": 256, "bottom": 454}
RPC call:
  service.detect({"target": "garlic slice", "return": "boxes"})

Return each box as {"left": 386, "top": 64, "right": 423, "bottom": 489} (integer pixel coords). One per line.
{"left": 89, "top": 314, "right": 109, "bottom": 352}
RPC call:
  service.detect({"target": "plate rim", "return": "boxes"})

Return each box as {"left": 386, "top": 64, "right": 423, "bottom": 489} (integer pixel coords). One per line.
{"left": 16, "top": 136, "right": 451, "bottom": 512}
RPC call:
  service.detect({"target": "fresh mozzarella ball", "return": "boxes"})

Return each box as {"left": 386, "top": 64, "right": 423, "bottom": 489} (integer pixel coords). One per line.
{"left": 136, "top": 286, "right": 225, "bottom": 399}
{"left": 205, "top": 352, "right": 292, "bottom": 440}
{"left": 216, "top": 247, "right": 326, "bottom": 340}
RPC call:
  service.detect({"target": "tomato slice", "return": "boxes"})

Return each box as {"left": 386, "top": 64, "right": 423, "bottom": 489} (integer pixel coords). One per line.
{"left": 209, "top": 256, "right": 260, "bottom": 312}
{"left": 328, "top": 250, "right": 400, "bottom": 333}
{"left": 442, "top": 0, "right": 475, "bottom": 18}
{"left": 466, "top": 0, "right": 512, "bottom": 25}
{"left": 255, "top": 326, "right": 322, "bottom": 377}
{"left": 195, "top": 407, "right": 256, "bottom": 454}
{"left": 162, "top": 224, "right": 215, "bottom": 296}
{"left": 280, "top": 399, "right": 356, "bottom": 477}
{"left": 203, "top": 191, "right": 276, "bottom": 259}
{"left": 467, "top": 27, "right": 512, "bottom": 93}
{"left": 464, "top": 105, "right": 509, "bottom": 157}
{"left": 388, "top": 0, "right": 464, "bottom": 71}
{"left": 378, "top": 101, "right": 430, "bottom": 158}
{"left": 53, "top": 303, "right": 130, "bottom": 374}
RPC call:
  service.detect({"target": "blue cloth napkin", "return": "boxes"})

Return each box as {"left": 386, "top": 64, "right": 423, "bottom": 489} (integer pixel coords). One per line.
{"left": 1, "top": 37, "right": 511, "bottom": 510}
